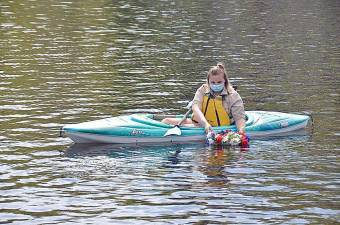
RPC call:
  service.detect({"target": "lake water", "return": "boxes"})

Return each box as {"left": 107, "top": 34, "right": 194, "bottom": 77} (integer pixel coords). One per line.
{"left": 0, "top": 0, "right": 339, "bottom": 224}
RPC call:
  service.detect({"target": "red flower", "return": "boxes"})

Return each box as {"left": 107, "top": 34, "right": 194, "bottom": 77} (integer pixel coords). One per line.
{"left": 241, "top": 138, "right": 249, "bottom": 148}
{"left": 239, "top": 132, "right": 249, "bottom": 148}
{"left": 215, "top": 134, "right": 224, "bottom": 144}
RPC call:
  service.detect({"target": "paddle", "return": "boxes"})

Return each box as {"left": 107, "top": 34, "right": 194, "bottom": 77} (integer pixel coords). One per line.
{"left": 164, "top": 108, "right": 192, "bottom": 136}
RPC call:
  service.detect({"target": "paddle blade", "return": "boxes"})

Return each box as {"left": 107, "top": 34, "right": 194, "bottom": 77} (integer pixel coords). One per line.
{"left": 164, "top": 125, "right": 181, "bottom": 136}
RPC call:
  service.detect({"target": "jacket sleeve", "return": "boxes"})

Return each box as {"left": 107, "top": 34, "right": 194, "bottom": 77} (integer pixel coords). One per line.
{"left": 229, "top": 92, "right": 246, "bottom": 122}
{"left": 192, "top": 85, "right": 205, "bottom": 110}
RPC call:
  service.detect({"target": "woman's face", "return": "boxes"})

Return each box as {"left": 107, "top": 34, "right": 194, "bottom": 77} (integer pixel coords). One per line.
{"left": 209, "top": 72, "right": 225, "bottom": 86}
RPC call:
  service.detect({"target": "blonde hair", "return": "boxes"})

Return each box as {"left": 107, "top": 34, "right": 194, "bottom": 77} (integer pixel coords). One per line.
{"left": 207, "top": 63, "right": 233, "bottom": 92}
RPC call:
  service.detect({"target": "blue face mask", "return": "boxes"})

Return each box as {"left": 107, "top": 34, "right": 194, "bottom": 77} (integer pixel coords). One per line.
{"left": 210, "top": 83, "right": 224, "bottom": 93}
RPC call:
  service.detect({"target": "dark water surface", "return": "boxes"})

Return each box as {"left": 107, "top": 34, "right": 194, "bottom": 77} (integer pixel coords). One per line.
{"left": 1, "top": 0, "right": 339, "bottom": 224}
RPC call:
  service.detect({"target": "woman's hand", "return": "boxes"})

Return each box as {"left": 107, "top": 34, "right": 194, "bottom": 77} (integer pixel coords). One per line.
{"left": 204, "top": 123, "right": 212, "bottom": 133}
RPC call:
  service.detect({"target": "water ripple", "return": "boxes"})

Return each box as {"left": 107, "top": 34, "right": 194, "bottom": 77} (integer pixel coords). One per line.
{"left": 0, "top": 0, "right": 339, "bottom": 224}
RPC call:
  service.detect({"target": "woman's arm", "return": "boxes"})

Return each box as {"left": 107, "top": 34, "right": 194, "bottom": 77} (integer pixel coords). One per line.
{"left": 235, "top": 118, "right": 246, "bottom": 133}
{"left": 191, "top": 85, "right": 212, "bottom": 132}
{"left": 192, "top": 103, "right": 211, "bottom": 132}
{"left": 228, "top": 92, "right": 246, "bottom": 133}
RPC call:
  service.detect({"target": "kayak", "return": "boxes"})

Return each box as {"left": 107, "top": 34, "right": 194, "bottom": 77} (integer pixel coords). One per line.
{"left": 61, "top": 111, "right": 311, "bottom": 144}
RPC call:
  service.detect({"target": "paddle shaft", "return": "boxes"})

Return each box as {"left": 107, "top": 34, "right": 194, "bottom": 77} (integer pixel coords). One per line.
{"left": 176, "top": 108, "right": 192, "bottom": 127}
{"left": 163, "top": 107, "right": 193, "bottom": 136}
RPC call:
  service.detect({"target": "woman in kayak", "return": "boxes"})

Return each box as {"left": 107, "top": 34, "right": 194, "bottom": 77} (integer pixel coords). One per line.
{"left": 162, "top": 63, "right": 246, "bottom": 133}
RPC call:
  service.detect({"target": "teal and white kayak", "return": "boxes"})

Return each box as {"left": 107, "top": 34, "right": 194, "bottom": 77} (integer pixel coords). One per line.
{"left": 61, "top": 111, "right": 311, "bottom": 144}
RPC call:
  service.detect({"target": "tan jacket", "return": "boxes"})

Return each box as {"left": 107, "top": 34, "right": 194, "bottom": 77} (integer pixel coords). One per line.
{"left": 192, "top": 84, "right": 246, "bottom": 123}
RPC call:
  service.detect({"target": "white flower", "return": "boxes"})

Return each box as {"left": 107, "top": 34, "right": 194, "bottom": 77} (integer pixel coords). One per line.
{"left": 230, "top": 137, "right": 240, "bottom": 145}
{"left": 222, "top": 131, "right": 241, "bottom": 145}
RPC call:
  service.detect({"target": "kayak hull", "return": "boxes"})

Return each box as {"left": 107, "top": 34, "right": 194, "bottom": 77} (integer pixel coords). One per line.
{"left": 62, "top": 111, "right": 311, "bottom": 144}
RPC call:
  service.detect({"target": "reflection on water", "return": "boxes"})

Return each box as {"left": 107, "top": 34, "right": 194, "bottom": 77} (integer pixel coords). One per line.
{"left": 64, "top": 142, "right": 194, "bottom": 159}
{"left": 64, "top": 141, "right": 245, "bottom": 187}
{"left": 0, "top": 0, "right": 339, "bottom": 224}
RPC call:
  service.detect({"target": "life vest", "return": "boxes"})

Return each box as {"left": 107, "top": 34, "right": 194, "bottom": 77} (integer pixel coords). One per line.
{"left": 193, "top": 94, "right": 231, "bottom": 127}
